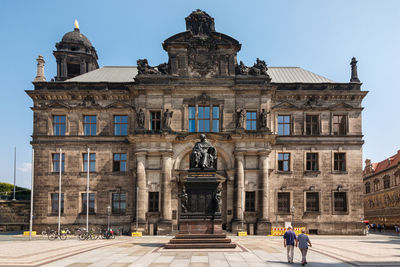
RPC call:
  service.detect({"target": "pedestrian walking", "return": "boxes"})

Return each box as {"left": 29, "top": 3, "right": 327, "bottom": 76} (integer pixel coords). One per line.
{"left": 395, "top": 225, "right": 399, "bottom": 236}
{"left": 296, "top": 228, "right": 312, "bottom": 266}
{"left": 378, "top": 223, "right": 382, "bottom": 232}
{"left": 283, "top": 225, "right": 297, "bottom": 264}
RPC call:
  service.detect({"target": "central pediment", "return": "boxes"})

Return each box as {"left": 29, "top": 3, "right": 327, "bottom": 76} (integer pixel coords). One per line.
{"left": 162, "top": 10, "right": 241, "bottom": 78}
{"left": 135, "top": 10, "right": 270, "bottom": 82}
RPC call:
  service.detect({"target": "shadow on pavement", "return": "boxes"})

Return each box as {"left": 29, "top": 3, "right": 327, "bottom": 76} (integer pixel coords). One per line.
{"left": 131, "top": 242, "right": 164, "bottom": 247}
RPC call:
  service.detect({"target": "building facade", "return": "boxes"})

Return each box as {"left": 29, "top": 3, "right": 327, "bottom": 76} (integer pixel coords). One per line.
{"left": 27, "top": 10, "right": 367, "bottom": 235}
{"left": 363, "top": 151, "right": 400, "bottom": 227}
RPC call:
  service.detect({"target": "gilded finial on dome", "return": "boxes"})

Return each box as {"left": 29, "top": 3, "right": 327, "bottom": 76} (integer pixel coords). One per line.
{"left": 74, "top": 19, "right": 79, "bottom": 30}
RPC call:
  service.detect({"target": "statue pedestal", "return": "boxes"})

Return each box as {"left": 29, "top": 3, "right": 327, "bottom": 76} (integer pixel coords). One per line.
{"left": 165, "top": 171, "right": 236, "bottom": 249}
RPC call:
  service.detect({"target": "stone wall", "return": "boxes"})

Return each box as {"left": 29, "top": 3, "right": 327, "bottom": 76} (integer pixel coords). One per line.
{"left": 0, "top": 200, "right": 30, "bottom": 231}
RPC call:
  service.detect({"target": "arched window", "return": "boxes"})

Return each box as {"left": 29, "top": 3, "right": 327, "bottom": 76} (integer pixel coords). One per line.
{"left": 365, "top": 182, "right": 371, "bottom": 194}
{"left": 383, "top": 175, "right": 390, "bottom": 189}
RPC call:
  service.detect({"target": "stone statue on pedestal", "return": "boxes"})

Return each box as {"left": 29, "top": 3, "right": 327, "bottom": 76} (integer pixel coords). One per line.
{"left": 180, "top": 187, "right": 188, "bottom": 213}
{"left": 260, "top": 109, "right": 268, "bottom": 129}
{"left": 136, "top": 109, "right": 145, "bottom": 128}
{"left": 190, "top": 134, "right": 217, "bottom": 170}
{"left": 162, "top": 109, "right": 173, "bottom": 130}
{"left": 237, "top": 109, "right": 246, "bottom": 129}
{"left": 214, "top": 189, "right": 222, "bottom": 213}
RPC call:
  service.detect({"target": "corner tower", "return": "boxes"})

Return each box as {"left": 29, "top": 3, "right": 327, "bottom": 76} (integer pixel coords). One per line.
{"left": 53, "top": 20, "right": 99, "bottom": 81}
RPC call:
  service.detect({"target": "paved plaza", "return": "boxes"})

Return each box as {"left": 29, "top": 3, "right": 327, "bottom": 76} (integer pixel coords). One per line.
{"left": 0, "top": 233, "right": 399, "bottom": 267}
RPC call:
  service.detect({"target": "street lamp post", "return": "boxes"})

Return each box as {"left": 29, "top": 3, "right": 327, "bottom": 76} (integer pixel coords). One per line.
{"left": 107, "top": 205, "right": 111, "bottom": 231}
{"left": 290, "top": 206, "right": 295, "bottom": 227}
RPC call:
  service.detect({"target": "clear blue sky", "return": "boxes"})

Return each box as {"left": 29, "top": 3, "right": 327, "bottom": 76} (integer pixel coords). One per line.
{"left": 1, "top": 0, "right": 399, "bottom": 189}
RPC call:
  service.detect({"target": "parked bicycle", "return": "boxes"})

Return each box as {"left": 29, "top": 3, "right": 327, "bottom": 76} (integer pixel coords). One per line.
{"left": 74, "top": 227, "right": 86, "bottom": 237}
{"left": 48, "top": 229, "right": 67, "bottom": 241}
{"left": 99, "top": 228, "right": 115, "bottom": 239}
{"left": 79, "top": 228, "right": 98, "bottom": 240}
{"left": 41, "top": 227, "right": 53, "bottom": 236}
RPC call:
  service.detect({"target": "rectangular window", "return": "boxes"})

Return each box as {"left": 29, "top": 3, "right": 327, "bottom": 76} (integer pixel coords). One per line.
{"left": 306, "top": 153, "right": 319, "bottom": 171}
{"left": 83, "top": 153, "right": 96, "bottom": 172}
{"left": 306, "top": 192, "right": 319, "bottom": 212}
{"left": 82, "top": 193, "right": 95, "bottom": 213}
{"left": 245, "top": 191, "right": 256, "bottom": 212}
{"left": 189, "top": 106, "right": 220, "bottom": 133}
{"left": 334, "top": 153, "right": 346, "bottom": 171}
{"left": 51, "top": 193, "right": 64, "bottom": 214}
{"left": 212, "top": 106, "right": 220, "bottom": 132}
{"left": 114, "top": 115, "right": 128, "bottom": 136}
{"left": 278, "top": 115, "right": 291, "bottom": 135}
{"left": 246, "top": 111, "right": 257, "bottom": 130}
{"left": 84, "top": 115, "right": 96, "bottom": 136}
{"left": 198, "top": 106, "right": 210, "bottom": 132}
{"left": 53, "top": 115, "right": 66, "bottom": 136}
{"left": 333, "top": 115, "right": 346, "bottom": 135}
{"left": 277, "top": 192, "right": 290, "bottom": 213}
{"left": 333, "top": 192, "right": 347, "bottom": 212}
{"left": 189, "top": 106, "right": 196, "bottom": 133}
{"left": 278, "top": 153, "right": 290, "bottom": 172}
{"left": 305, "top": 115, "right": 319, "bottom": 135}
{"left": 148, "top": 192, "right": 159, "bottom": 212}
{"left": 52, "top": 153, "right": 65, "bottom": 172}
{"left": 150, "top": 111, "right": 161, "bottom": 132}
{"left": 112, "top": 193, "right": 126, "bottom": 214}
{"left": 113, "top": 153, "right": 127, "bottom": 172}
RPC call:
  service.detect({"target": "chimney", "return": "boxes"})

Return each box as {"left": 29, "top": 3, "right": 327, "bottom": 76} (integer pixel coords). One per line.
{"left": 350, "top": 57, "right": 360, "bottom": 83}
{"left": 34, "top": 55, "right": 46, "bottom": 82}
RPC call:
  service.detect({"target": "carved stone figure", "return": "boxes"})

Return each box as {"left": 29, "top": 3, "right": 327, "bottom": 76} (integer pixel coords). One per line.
{"left": 157, "top": 63, "right": 168, "bottom": 74}
{"left": 137, "top": 59, "right": 160, "bottom": 75}
{"left": 260, "top": 109, "right": 268, "bottom": 128}
{"left": 180, "top": 187, "right": 188, "bottom": 213}
{"left": 253, "top": 58, "right": 268, "bottom": 75}
{"left": 162, "top": 109, "right": 173, "bottom": 129}
{"left": 190, "top": 134, "right": 217, "bottom": 169}
{"left": 235, "top": 58, "right": 269, "bottom": 76}
{"left": 185, "top": 9, "right": 215, "bottom": 36}
{"left": 137, "top": 109, "right": 145, "bottom": 128}
{"left": 214, "top": 189, "right": 222, "bottom": 213}
{"left": 235, "top": 61, "right": 249, "bottom": 75}
{"left": 237, "top": 109, "right": 246, "bottom": 128}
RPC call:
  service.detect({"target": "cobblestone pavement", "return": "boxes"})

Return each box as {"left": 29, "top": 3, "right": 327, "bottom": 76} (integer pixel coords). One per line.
{"left": 0, "top": 234, "right": 399, "bottom": 266}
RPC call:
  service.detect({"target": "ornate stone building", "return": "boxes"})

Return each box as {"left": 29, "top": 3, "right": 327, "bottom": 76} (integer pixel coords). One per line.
{"left": 27, "top": 10, "right": 367, "bottom": 235}
{"left": 363, "top": 150, "right": 400, "bottom": 227}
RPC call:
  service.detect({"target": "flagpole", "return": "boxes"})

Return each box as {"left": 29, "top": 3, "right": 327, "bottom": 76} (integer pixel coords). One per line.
{"left": 86, "top": 148, "right": 90, "bottom": 231}
{"left": 13, "top": 147, "right": 16, "bottom": 200}
{"left": 29, "top": 149, "right": 34, "bottom": 240}
{"left": 58, "top": 148, "right": 62, "bottom": 234}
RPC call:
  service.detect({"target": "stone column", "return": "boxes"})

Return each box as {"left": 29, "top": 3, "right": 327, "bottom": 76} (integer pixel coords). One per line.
{"left": 136, "top": 153, "right": 147, "bottom": 223}
{"left": 161, "top": 153, "right": 172, "bottom": 221}
{"left": 260, "top": 153, "right": 269, "bottom": 220}
{"left": 61, "top": 57, "right": 67, "bottom": 78}
{"left": 235, "top": 154, "right": 244, "bottom": 221}
{"left": 257, "top": 151, "right": 272, "bottom": 235}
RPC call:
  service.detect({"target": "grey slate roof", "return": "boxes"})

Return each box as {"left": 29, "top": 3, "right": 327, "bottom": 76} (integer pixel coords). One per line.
{"left": 66, "top": 66, "right": 333, "bottom": 83}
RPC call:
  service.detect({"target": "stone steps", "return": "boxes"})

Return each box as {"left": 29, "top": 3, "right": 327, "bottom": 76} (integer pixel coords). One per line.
{"left": 169, "top": 238, "right": 232, "bottom": 243}
{"left": 174, "top": 234, "right": 227, "bottom": 239}
{"left": 164, "top": 242, "right": 237, "bottom": 249}
{"left": 165, "top": 233, "right": 236, "bottom": 249}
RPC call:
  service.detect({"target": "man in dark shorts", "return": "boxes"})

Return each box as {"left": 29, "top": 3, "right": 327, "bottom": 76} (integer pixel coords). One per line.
{"left": 283, "top": 226, "right": 296, "bottom": 263}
